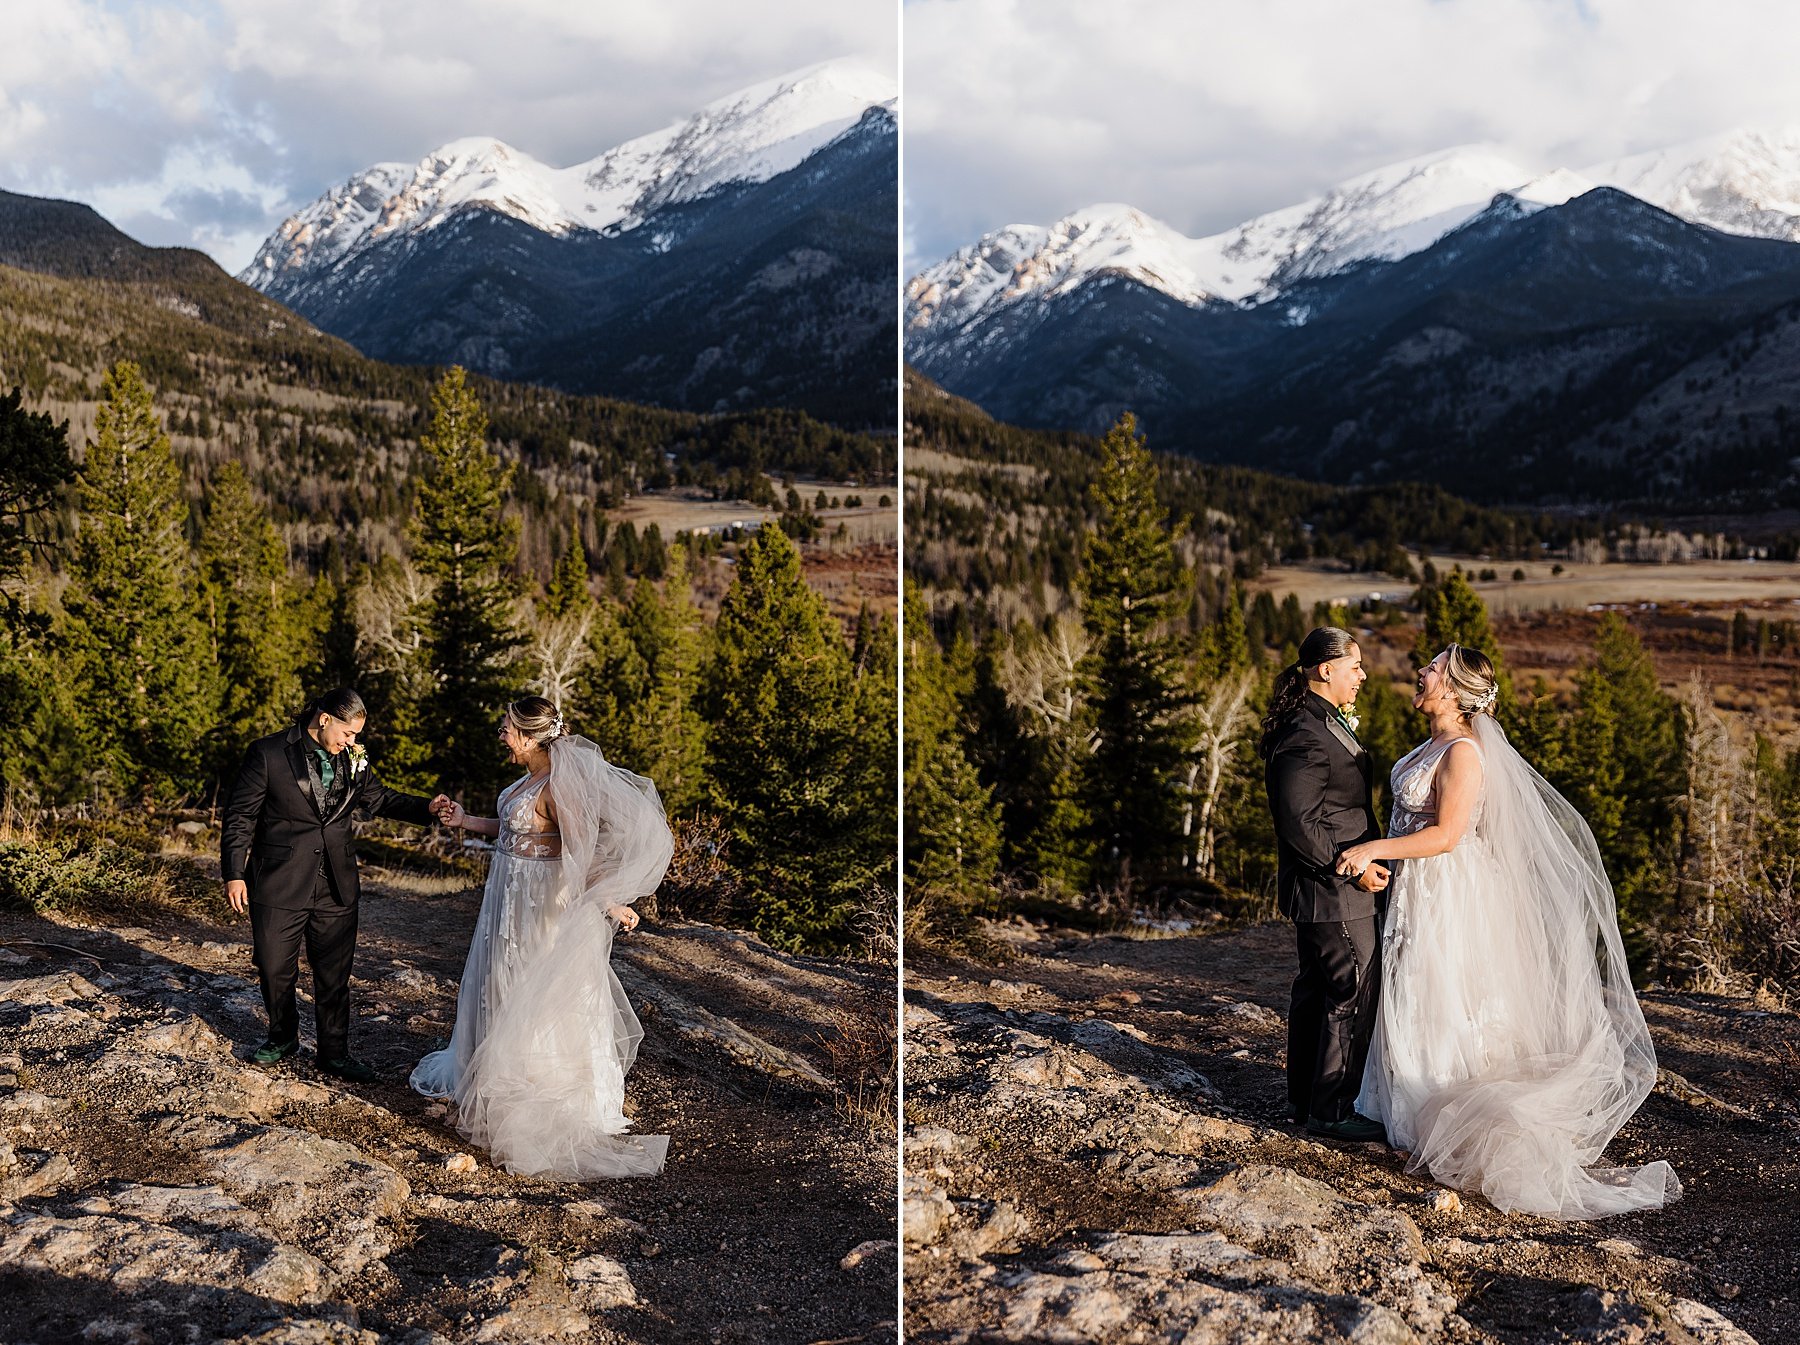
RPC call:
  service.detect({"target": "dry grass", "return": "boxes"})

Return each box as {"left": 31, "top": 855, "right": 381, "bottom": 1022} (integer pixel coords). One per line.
{"left": 814, "top": 1001, "right": 897, "bottom": 1135}
{"left": 1250, "top": 554, "right": 1800, "bottom": 614}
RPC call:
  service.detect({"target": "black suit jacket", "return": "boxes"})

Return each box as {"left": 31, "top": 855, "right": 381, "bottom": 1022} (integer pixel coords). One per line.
{"left": 1264, "top": 691, "right": 1382, "bottom": 923}
{"left": 221, "top": 725, "right": 435, "bottom": 909}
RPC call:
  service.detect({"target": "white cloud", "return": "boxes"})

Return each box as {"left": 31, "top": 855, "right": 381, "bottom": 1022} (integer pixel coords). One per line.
{"left": 904, "top": 0, "right": 1800, "bottom": 271}
{"left": 0, "top": 0, "right": 895, "bottom": 271}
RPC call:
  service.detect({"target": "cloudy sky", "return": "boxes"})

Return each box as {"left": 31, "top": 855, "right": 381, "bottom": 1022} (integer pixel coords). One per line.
{"left": 1, "top": 0, "right": 896, "bottom": 274}
{"left": 905, "top": 0, "right": 1800, "bottom": 272}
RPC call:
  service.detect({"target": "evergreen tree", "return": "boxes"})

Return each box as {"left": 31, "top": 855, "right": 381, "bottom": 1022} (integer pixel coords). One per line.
{"left": 1077, "top": 414, "right": 1191, "bottom": 881}
{"left": 0, "top": 389, "right": 77, "bottom": 799}
{"left": 574, "top": 593, "right": 649, "bottom": 765}
{"left": 62, "top": 361, "right": 218, "bottom": 801}
{"left": 700, "top": 523, "right": 876, "bottom": 951}
{"left": 0, "top": 387, "right": 73, "bottom": 610}
{"left": 849, "top": 601, "right": 901, "bottom": 889}
{"left": 1413, "top": 569, "right": 1514, "bottom": 715}
{"left": 1567, "top": 614, "right": 1685, "bottom": 958}
{"left": 622, "top": 545, "right": 708, "bottom": 813}
{"left": 200, "top": 462, "right": 303, "bottom": 772}
{"left": 411, "top": 367, "right": 522, "bottom": 801}
{"left": 545, "top": 534, "right": 593, "bottom": 618}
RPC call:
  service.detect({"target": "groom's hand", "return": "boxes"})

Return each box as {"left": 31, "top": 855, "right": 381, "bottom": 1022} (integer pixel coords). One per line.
{"left": 1355, "top": 863, "right": 1390, "bottom": 893}
{"left": 428, "top": 793, "right": 453, "bottom": 822}
{"left": 226, "top": 879, "right": 249, "bottom": 916}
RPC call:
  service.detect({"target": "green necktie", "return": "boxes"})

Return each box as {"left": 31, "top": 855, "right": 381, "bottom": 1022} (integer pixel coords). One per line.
{"left": 314, "top": 746, "right": 335, "bottom": 795}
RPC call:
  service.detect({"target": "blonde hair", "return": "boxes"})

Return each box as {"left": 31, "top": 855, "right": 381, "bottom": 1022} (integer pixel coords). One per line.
{"left": 505, "top": 695, "right": 566, "bottom": 746}
{"left": 1441, "top": 644, "right": 1499, "bottom": 717}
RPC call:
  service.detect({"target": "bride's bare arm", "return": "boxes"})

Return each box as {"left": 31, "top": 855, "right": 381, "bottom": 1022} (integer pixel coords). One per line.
{"left": 438, "top": 801, "right": 500, "bottom": 837}
{"left": 1338, "top": 740, "right": 1483, "bottom": 870}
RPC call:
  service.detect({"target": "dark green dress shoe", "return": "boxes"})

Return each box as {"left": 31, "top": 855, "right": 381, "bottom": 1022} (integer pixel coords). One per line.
{"left": 1306, "top": 1113, "right": 1387, "bottom": 1143}
{"left": 251, "top": 1039, "right": 300, "bottom": 1065}
{"left": 316, "top": 1055, "right": 380, "bottom": 1084}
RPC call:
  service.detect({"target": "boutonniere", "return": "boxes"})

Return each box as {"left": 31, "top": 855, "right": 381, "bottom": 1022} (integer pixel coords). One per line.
{"left": 1338, "top": 704, "right": 1361, "bottom": 736}
{"left": 347, "top": 744, "right": 369, "bottom": 777}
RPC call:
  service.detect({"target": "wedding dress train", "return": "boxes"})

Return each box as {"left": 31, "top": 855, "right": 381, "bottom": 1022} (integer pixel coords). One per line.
{"left": 1357, "top": 720, "right": 1680, "bottom": 1219}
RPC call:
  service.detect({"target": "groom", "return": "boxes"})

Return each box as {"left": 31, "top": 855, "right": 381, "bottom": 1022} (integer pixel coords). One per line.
{"left": 1262, "top": 629, "right": 1390, "bottom": 1142}
{"left": 221, "top": 688, "right": 447, "bottom": 1083}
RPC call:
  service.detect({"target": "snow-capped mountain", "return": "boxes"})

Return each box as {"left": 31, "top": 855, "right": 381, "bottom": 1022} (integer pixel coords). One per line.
{"left": 242, "top": 57, "right": 895, "bottom": 293}
{"left": 908, "top": 182, "right": 1800, "bottom": 510}
{"left": 1586, "top": 126, "right": 1800, "bottom": 243}
{"left": 233, "top": 58, "right": 897, "bottom": 426}
{"left": 907, "top": 146, "right": 1592, "bottom": 347}
{"left": 908, "top": 127, "right": 1800, "bottom": 358}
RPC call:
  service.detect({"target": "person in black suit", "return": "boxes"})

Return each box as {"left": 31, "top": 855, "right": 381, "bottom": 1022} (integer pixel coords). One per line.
{"left": 1259, "top": 627, "right": 1391, "bottom": 1142}
{"left": 221, "top": 688, "right": 448, "bottom": 1082}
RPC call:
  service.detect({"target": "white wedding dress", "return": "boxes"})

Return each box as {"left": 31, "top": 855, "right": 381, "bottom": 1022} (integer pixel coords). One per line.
{"left": 411, "top": 737, "right": 673, "bottom": 1179}
{"left": 1357, "top": 719, "right": 1681, "bottom": 1219}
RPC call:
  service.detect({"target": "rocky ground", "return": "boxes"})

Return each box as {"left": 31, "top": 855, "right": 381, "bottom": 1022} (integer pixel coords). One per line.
{"left": 0, "top": 865, "right": 898, "bottom": 1345}
{"left": 903, "top": 919, "right": 1798, "bottom": 1344}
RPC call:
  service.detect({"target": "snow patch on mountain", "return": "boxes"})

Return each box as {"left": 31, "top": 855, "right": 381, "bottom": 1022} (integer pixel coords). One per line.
{"left": 241, "top": 57, "right": 895, "bottom": 289}
{"left": 1585, "top": 126, "right": 1800, "bottom": 242}
{"left": 908, "top": 145, "right": 1591, "bottom": 342}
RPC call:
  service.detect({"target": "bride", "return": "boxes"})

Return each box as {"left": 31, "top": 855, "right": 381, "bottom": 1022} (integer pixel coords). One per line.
{"left": 1334, "top": 645, "right": 1681, "bottom": 1219}
{"left": 411, "top": 695, "right": 674, "bottom": 1179}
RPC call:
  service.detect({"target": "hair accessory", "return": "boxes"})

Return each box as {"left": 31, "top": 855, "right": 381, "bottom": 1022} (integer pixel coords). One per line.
{"left": 1477, "top": 684, "right": 1499, "bottom": 712}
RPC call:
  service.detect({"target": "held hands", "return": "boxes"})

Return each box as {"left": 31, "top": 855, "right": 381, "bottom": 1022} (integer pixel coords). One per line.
{"left": 429, "top": 795, "right": 466, "bottom": 828}
{"left": 1335, "top": 842, "right": 1391, "bottom": 891}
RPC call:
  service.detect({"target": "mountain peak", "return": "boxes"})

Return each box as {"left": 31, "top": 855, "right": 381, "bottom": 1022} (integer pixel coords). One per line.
{"left": 242, "top": 58, "right": 894, "bottom": 290}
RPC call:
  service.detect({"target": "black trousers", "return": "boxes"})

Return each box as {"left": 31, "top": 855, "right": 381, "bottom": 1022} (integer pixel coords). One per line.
{"left": 1287, "top": 915, "right": 1382, "bottom": 1122}
{"left": 249, "top": 870, "right": 358, "bottom": 1060}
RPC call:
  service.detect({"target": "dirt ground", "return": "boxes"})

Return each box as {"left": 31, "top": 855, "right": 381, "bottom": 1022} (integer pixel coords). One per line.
{"left": 0, "top": 865, "right": 899, "bottom": 1345}
{"left": 904, "top": 921, "right": 1799, "bottom": 1344}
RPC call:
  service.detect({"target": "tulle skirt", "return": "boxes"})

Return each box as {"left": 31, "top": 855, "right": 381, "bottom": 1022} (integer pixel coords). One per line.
{"left": 1358, "top": 839, "right": 1679, "bottom": 1219}
{"left": 411, "top": 851, "right": 668, "bottom": 1179}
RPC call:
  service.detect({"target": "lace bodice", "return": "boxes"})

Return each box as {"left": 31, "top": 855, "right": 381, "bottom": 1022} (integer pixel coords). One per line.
{"left": 1388, "top": 735, "right": 1485, "bottom": 840}
{"left": 496, "top": 773, "right": 562, "bottom": 860}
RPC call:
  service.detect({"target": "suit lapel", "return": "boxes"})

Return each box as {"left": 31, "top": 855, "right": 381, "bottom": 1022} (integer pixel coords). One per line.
{"left": 1323, "top": 713, "right": 1361, "bottom": 762}
{"left": 1307, "top": 692, "right": 1362, "bottom": 765}
{"left": 286, "top": 732, "right": 323, "bottom": 819}
{"left": 322, "top": 756, "right": 357, "bottom": 825}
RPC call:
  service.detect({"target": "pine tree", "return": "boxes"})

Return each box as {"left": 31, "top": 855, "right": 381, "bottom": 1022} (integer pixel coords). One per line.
{"left": 623, "top": 545, "right": 707, "bottom": 813}
{"left": 1567, "top": 614, "right": 1685, "bottom": 959}
{"left": 1413, "top": 569, "right": 1514, "bottom": 715}
{"left": 0, "top": 388, "right": 77, "bottom": 798}
{"left": 545, "top": 534, "right": 593, "bottom": 618}
{"left": 200, "top": 462, "right": 303, "bottom": 774}
{"left": 411, "top": 367, "right": 522, "bottom": 801}
{"left": 1078, "top": 414, "right": 1191, "bottom": 881}
{"left": 574, "top": 594, "right": 649, "bottom": 764}
{"left": 700, "top": 523, "right": 875, "bottom": 951}
{"left": 907, "top": 583, "right": 1008, "bottom": 900}
{"left": 849, "top": 601, "right": 900, "bottom": 890}
{"left": 0, "top": 387, "right": 74, "bottom": 607}
{"left": 62, "top": 361, "right": 218, "bottom": 801}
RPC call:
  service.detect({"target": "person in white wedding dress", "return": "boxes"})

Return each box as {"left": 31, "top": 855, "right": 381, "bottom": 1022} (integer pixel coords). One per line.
{"left": 410, "top": 695, "right": 674, "bottom": 1179}
{"left": 1334, "top": 645, "right": 1681, "bottom": 1219}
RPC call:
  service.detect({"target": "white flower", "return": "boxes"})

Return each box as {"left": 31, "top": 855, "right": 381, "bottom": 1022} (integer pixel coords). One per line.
{"left": 348, "top": 744, "right": 369, "bottom": 777}
{"left": 1340, "top": 703, "right": 1361, "bottom": 735}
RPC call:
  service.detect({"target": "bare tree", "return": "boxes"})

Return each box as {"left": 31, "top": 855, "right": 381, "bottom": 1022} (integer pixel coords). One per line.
{"left": 1179, "top": 666, "right": 1258, "bottom": 880}
{"left": 527, "top": 606, "right": 595, "bottom": 706}
{"left": 354, "top": 561, "right": 431, "bottom": 676}
{"left": 998, "top": 614, "right": 1091, "bottom": 743}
